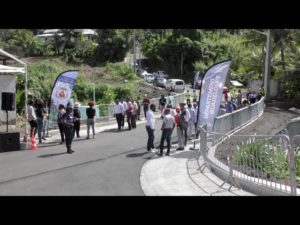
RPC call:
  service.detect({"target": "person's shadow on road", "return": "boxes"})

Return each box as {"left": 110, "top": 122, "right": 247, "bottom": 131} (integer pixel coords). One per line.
{"left": 37, "top": 152, "right": 67, "bottom": 158}
{"left": 126, "top": 152, "right": 149, "bottom": 158}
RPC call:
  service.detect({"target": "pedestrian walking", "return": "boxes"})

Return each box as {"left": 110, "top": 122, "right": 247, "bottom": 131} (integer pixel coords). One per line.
{"left": 158, "top": 108, "right": 175, "bottom": 156}
{"left": 142, "top": 94, "right": 150, "bottom": 119}
{"left": 136, "top": 97, "right": 141, "bottom": 120}
{"left": 120, "top": 99, "right": 127, "bottom": 129}
{"left": 187, "top": 103, "right": 196, "bottom": 139}
{"left": 63, "top": 104, "right": 76, "bottom": 154}
{"left": 131, "top": 100, "right": 138, "bottom": 129}
{"left": 35, "top": 99, "right": 46, "bottom": 144}
{"left": 73, "top": 103, "right": 81, "bottom": 137}
{"left": 185, "top": 90, "right": 191, "bottom": 105}
{"left": 57, "top": 104, "right": 66, "bottom": 144}
{"left": 126, "top": 98, "right": 133, "bottom": 130}
{"left": 42, "top": 103, "right": 48, "bottom": 140}
{"left": 174, "top": 106, "right": 185, "bottom": 151}
{"left": 27, "top": 99, "right": 37, "bottom": 138}
{"left": 86, "top": 101, "right": 96, "bottom": 139}
{"left": 145, "top": 104, "right": 156, "bottom": 152}
{"left": 159, "top": 94, "right": 167, "bottom": 113}
{"left": 113, "top": 99, "right": 125, "bottom": 131}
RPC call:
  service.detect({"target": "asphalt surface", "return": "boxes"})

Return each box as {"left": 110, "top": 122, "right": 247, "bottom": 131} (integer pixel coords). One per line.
{"left": 0, "top": 120, "right": 168, "bottom": 195}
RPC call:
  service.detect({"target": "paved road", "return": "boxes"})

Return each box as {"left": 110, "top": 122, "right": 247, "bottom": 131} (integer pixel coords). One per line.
{"left": 0, "top": 120, "right": 168, "bottom": 195}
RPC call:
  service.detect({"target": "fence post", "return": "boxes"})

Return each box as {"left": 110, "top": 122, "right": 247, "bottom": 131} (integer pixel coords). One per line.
{"left": 199, "top": 124, "right": 209, "bottom": 172}
{"left": 287, "top": 138, "right": 297, "bottom": 196}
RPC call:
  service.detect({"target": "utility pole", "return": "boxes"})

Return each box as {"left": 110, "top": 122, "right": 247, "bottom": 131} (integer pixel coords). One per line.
{"left": 133, "top": 30, "right": 136, "bottom": 74}
{"left": 138, "top": 43, "right": 142, "bottom": 70}
{"left": 93, "top": 83, "right": 95, "bottom": 104}
{"left": 181, "top": 51, "right": 183, "bottom": 79}
{"left": 264, "top": 29, "right": 272, "bottom": 102}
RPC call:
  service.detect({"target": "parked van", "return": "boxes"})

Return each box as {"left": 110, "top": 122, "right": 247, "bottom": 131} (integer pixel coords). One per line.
{"left": 165, "top": 79, "right": 185, "bottom": 92}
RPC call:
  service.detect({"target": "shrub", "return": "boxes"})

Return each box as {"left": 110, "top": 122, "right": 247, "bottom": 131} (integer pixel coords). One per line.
{"left": 105, "top": 62, "right": 137, "bottom": 81}
{"left": 233, "top": 138, "right": 290, "bottom": 180}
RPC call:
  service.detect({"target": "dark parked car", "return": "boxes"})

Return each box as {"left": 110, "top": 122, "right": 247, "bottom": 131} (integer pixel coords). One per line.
{"left": 153, "top": 70, "right": 169, "bottom": 79}
{"left": 153, "top": 77, "right": 167, "bottom": 88}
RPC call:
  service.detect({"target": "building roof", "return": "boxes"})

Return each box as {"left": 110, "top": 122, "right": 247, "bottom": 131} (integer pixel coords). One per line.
{"left": 0, "top": 65, "right": 25, "bottom": 73}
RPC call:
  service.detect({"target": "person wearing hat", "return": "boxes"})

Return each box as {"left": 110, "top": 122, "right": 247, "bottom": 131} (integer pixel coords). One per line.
{"left": 62, "top": 103, "right": 76, "bottom": 154}
{"left": 73, "top": 103, "right": 81, "bottom": 138}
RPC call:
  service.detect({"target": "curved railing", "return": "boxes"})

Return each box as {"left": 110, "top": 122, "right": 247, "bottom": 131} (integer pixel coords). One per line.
{"left": 198, "top": 97, "right": 299, "bottom": 196}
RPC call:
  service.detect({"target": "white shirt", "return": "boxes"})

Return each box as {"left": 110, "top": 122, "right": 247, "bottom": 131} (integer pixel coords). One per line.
{"left": 162, "top": 114, "right": 175, "bottom": 129}
{"left": 122, "top": 102, "right": 128, "bottom": 114}
{"left": 187, "top": 107, "right": 196, "bottom": 123}
{"left": 146, "top": 109, "right": 155, "bottom": 129}
{"left": 183, "top": 108, "right": 191, "bottom": 122}
{"left": 132, "top": 101, "right": 138, "bottom": 115}
{"left": 27, "top": 105, "right": 37, "bottom": 121}
{"left": 113, "top": 103, "right": 125, "bottom": 114}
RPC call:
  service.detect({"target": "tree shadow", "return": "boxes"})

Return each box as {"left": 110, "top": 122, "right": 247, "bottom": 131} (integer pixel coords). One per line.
{"left": 38, "top": 152, "right": 67, "bottom": 158}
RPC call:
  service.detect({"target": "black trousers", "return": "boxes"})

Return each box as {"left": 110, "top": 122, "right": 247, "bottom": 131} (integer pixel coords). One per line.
{"left": 146, "top": 125, "right": 154, "bottom": 150}
{"left": 115, "top": 113, "right": 123, "bottom": 130}
{"left": 183, "top": 127, "right": 188, "bottom": 146}
{"left": 121, "top": 114, "right": 125, "bottom": 127}
{"left": 131, "top": 114, "right": 137, "bottom": 128}
{"left": 137, "top": 109, "right": 141, "bottom": 120}
{"left": 74, "top": 121, "right": 80, "bottom": 137}
{"left": 159, "top": 128, "right": 172, "bottom": 154}
{"left": 127, "top": 112, "right": 132, "bottom": 130}
{"left": 144, "top": 108, "right": 148, "bottom": 119}
{"left": 29, "top": 120, "right": 38, "bottom": 137}
{"left": 58, "top": 123, "right": 65, "bottom": 143}
{"left": 64, "top": 126, "right": 74, "bottom": 149}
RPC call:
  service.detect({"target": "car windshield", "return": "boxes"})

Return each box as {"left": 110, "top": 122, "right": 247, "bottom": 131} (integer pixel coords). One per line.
{"left": 175, "top": 81, "right": 184, "bottom": 85}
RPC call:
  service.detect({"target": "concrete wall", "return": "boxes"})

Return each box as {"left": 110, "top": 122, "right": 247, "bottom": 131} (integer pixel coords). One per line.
{"left": 248, "top": 79, "right": 278, "bottom": 98}
{"left": 287, "top": 118, "right": 300, "bottom": 146}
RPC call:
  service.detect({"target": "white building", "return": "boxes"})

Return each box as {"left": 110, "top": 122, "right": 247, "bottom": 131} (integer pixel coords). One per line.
{"left": 35, "top": 29, "right": 97, "bottom": 42}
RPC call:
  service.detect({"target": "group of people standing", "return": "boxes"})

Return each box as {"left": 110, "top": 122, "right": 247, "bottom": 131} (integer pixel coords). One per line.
{"left": 145, "top": 100, "right": 200, "bottom": 157}
{"left": 113, "top": 98, "right": 141, "bottom": 131}
{"left": 56, "top": 101, "right": 96, "bottom": 153}
{"left": 27, "top": 99, "right": 48, "bottom": 144}
{"left": 27, "top": 99, "right": 96, "bottom": 154}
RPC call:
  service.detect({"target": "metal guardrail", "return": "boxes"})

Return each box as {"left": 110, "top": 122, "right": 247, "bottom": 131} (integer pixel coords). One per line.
{"left": 198, "top": 97, "right": 299, "bottom": 196}
{"left": 200, "top": 125, "right": 298, "bottom": 196}
{"left": 212, "top": 97, "right": 265, "bottom": 145}
{"left": 97, "top": 92, "right": 185, "bottom": 120}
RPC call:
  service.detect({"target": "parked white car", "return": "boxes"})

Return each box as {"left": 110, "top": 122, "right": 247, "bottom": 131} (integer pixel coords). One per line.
{"left": 144, "top": 73, "right": 155, "bottom": 83}
{"left": 165, "top": 79, "right": 185, "bottom": 92}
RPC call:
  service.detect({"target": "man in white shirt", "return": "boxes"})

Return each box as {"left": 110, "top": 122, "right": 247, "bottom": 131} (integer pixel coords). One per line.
{"left": 145, "top": 104, "right": 156, "bottom": 152}
{"left": 126, "top": 98, "right": 133, "bottom": 130}
{"left": 120, "top": 99, "right": 127, "bottom": 129}
{"left": 131, "top": 100, "right": 138, "bottom": 129}
{"left": 113, "top": 99, "right": 125, "bottom": 131}
{"left": 159, "top": 108, "right": 175, "bottom": 156}
{"left": 187, "top": 103, "right": 196, "bottom": 140}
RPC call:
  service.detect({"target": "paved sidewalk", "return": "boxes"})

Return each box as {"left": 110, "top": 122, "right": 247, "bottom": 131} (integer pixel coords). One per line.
{"left": 140, "top": 142, "right": 255, "bottom": 196}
